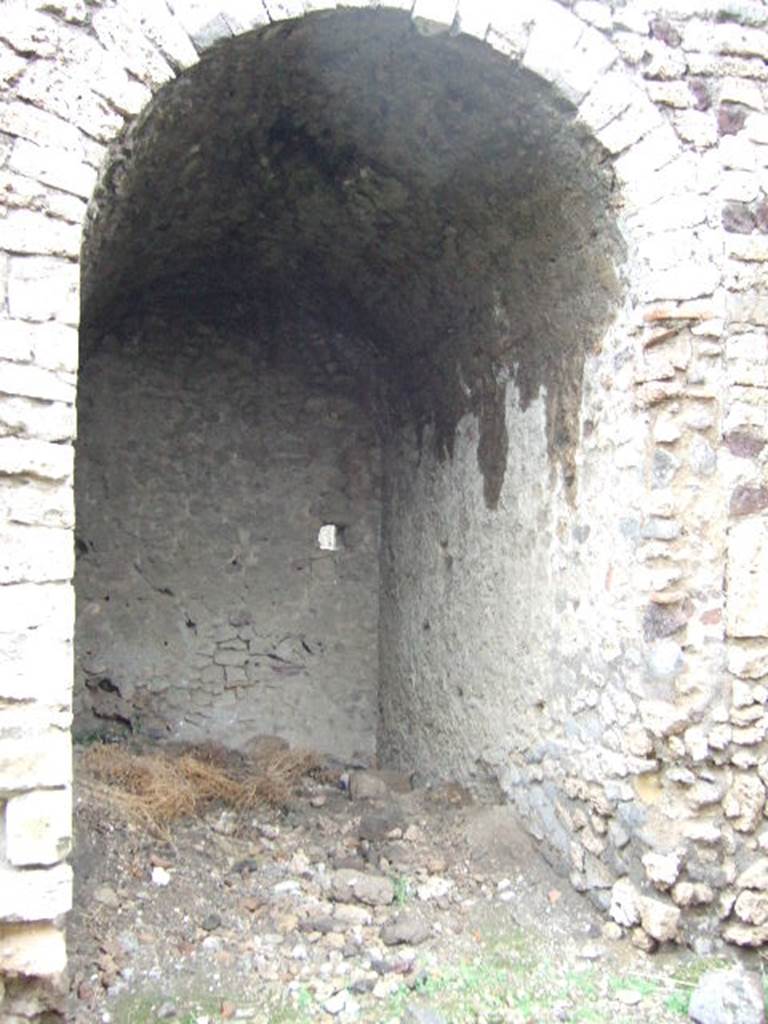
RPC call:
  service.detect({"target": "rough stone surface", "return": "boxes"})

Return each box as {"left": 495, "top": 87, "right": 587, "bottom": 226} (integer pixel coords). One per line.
{"left": 688, "top": 968, "right": 766, "bottom": 1024}
{"left": 75, "top": 319, "right": 380, "bottom": 757}
{"left": 330, "top": 870, "right": 395, "bottom": 907}
{"left": 639, "top": 896, "right": 681, "bottom": 943}
{"left": 5, "top": 788, "right": 71, "bottom": 867}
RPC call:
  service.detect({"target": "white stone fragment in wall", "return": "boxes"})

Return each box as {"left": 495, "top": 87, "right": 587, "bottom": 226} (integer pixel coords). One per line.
{"left": 0, "top": 9, "right": 59, "bottom": 58}
{"left": 744, "top": 112, "right": 768, "bottom": 144}
{"left": 733, "top": 678, "right": 758, "bottom": 708}
{"left": 0, "top": 523, "right": 73, "bottom": 584}
{"left": 672, "top": 881, "right": 714, "bottom": 907}
{"left": 674, "top": 111, "right": 718, "bottom": 148}
{"left": 720, "top": 169, "right": 760, "bottom": 202}
{"left": 683, "top": 822, "right": 721, "bottom": 847}
{"left": 0, "top": 209, "right": 80, "bottom": 259}
{"left": 91, "top": 7, "right": 176, "bottom": 88}
{"left": 598, "top": 98, "right": 662, "bottom": 154}
{"left": 615, "top": 123, "right": 681, "bottom": 185}
{"left": 121, "top": 0, "right": 199, "bottom": 70}
{"left": 612, "top": 30, "right": 646, "bottom": 66}
{"left": 6, "top": 788, "right": 71, "bottom": 867}
{"left": 639, "top": 698, "right": 690, "bottom": 738}
{"left": 0, "top": 101, "right": 89, "bottom": 157}
{"left": 646, "top": 640, "right": 685, "bottom": 679}
{"left": 642, "top": 40, "right": 688, "bottom": 82}
{"left": 728, "top": 332, "right": 767, "bottom": 362}
{"left": 484, "top": 3, "right": 536, "bottom": 57}
{"left": 640, "top": 262, "right": 721, "bottom": 303}
{"left": 683, "top": 20, "right": 768, "bottom": 62}
{"left": 522, "top": 2, "right": 585, "bottom": 88}
{"left": 0, "top": 924, "right": 66, "bottom": 977}
{"left": 629, "top": 196, "right": 709, "bottom": 238}
{"left": 17, "top": 62, "right": 125, "bottom": 144}
{"left": 578, "top": 71, "right": 639, "bottom": 133}
{"left": 454, "top": 0, "right": 490, "bottom": 39}
{"left": 728, "top": 645, "right": 768, "bottom": 681}
{"left": 642, "top": 851, "right": 682, "bottom": 890}
{"left": 1, "top": 321, "right": 78, "bottom": 374}
{"left": 549, "top": 25, "right": 618, "bottom": 107}
{"left": 735, "top": 890, "right": 768, "bottom": 926}
{"left": 0, "top": 479, "right": 73, "bottom": 531}
{"left": 639, "top": 896, "right": 680, "bottom": 942}
{"left": 684, "top": 725, "right": 709, "bottom": 761}
{"left": 573, "top": 1, "right": 611, "bottom": 31}
{"left": 646, "top": 80, "right": 695, "bottom": 109}
{"left": 721, "top": 134, "right": 758, "bottom": 172}
{"left": 0, "top": 171, "right": 87, "bottom": 225}
{"left": 411, "top": 0, "right": 457, "bottom": 34}
{"left": 724, "top": 774, "right": 766, "bottom": 832}
{"left": 7, "top": 256, "right": 79, "bottom": 325}
{"left": 721, "top": 78, "right": 765, "bottom": 110}
{"left": 728, "top": 236, "right": 768, "bottom": 262}
{"left": 0, "top": 41, "right": 26, "bottom": 82}
{"left": 612, "top": 8, "right": 649, "bottom": 35}
{"left": 0, "top": 437, "right": 72, "bottom": 481}
{"left": 0, "top": 864, "right": 71, "bottom": 922}
{"left": 0, "top": 605, "right": 72, "bottom": 702}
{"left": 737, "top": 858, "right": 768, "bottom": 890}
{"left": 728, "top": 519, "right": 768, "bottom": 640}
{"left": 653, "top": 415, "right": 682, "bottom": 443}
{"left": 9, "top": 138, "right": 98, "bottom": 200}
{"left": 729, "top": 292, "right": 768, "bottom": 331}
{"left": 0, "top": 362, "right": 75, "bottom": 405}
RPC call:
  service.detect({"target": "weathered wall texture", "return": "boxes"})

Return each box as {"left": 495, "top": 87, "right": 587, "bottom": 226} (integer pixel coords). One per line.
{"left": 2, "top": 0, "right": 768, "bottom": 1013}
{"left": 75, "top": 319, "right": 381, "bottom": 759}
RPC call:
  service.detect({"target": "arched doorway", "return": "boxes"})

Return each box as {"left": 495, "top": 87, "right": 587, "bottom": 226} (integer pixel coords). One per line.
{"left": 76, "top": 10, "right": 623, "bottom": 807}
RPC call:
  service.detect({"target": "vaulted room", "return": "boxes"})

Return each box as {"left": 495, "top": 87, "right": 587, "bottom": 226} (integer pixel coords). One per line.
{"left": 76, "top": 6, "right": 624, "bottom": 847}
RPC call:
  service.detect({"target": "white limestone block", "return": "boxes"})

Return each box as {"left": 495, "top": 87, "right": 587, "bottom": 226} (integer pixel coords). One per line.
{"left": 0, "top": 864, "right": 72, "bottom": 922}
{"left": 728, "top": 518, "right": 768, "bottom": 639}
{"left": 7, "top": 256, "right": 79, "bottom": 325}
{"left": 6, "top": 788, "right": 72, "bottom": 867}
{"left": 0, "top": 924, "right": 66, "bottom": 977}
{"left": 9, "top": 138, "right": 97, "bottom": 200}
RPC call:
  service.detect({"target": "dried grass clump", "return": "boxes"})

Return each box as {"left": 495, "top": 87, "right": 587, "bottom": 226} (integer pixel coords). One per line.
{"left": 79, "top": 742, "right": 319, "bottom": 837}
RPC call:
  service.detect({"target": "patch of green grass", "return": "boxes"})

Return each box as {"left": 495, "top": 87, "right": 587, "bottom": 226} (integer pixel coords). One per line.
{"left": 608, "top": 974, "right": 659, "bottom": 997}
{"left": 111, "top": 989, "right": 313, "bottom": 1024}
{"left": 565, "top": 968, "right": 599, "bottom": 999}
{"left": 665, "top": 989, "right": 691, "bottom": 1016}
{"left": 391, "top": 873, "right": 412, "bottom": 906}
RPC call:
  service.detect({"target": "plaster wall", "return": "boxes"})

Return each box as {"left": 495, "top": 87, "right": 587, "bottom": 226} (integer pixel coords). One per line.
{"left": 75, "top": 320, "right": 381, "bottom": 760}
{"left": 379, "top": 327, "right": 651, "bottom": 868}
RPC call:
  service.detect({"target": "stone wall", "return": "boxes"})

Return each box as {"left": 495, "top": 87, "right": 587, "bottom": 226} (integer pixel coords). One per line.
{"left": 1, "top": 0, "right": 768, "bottom": 1013}
{"left": 75, "top": 318, "right": 381, "bottom": 760}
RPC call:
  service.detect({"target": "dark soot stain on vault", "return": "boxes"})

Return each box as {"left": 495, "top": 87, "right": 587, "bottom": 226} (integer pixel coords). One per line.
{"left": 82, "top": 9, "right": 624, "bottom": 507}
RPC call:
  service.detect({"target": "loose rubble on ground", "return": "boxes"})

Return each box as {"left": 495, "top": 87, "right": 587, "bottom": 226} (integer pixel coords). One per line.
{"left": 69, "top": 740, "right": 767, "bottom": 1024}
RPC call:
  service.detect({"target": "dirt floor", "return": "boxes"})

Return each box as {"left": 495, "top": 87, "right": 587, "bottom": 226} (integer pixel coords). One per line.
{"left": 68, "top": 740, "right": 743, "bottom": 1024}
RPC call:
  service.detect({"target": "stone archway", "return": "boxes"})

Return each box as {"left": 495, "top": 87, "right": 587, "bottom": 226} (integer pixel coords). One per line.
{"left": 4, "top": 0, "right": 763, "bottom": 1014}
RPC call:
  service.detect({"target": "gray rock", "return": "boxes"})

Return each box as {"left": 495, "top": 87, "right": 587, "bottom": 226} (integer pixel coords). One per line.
{"left": 349, "top": 771, "right": 390, "bottom": 801}
{"left": 380, "top": 911, "right": 430, "bottom": 946}
{"left": 403, "top": 1004, "right": 449, "bottom": 1024}
{"left": 331, "top": 869, "right": 394, "bottom": 906}
{"left": 688, "top": 967, "right": 765, "bottom": 1024}
{"left": 349, "top": 769, "right": 412, "bottom": 800}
